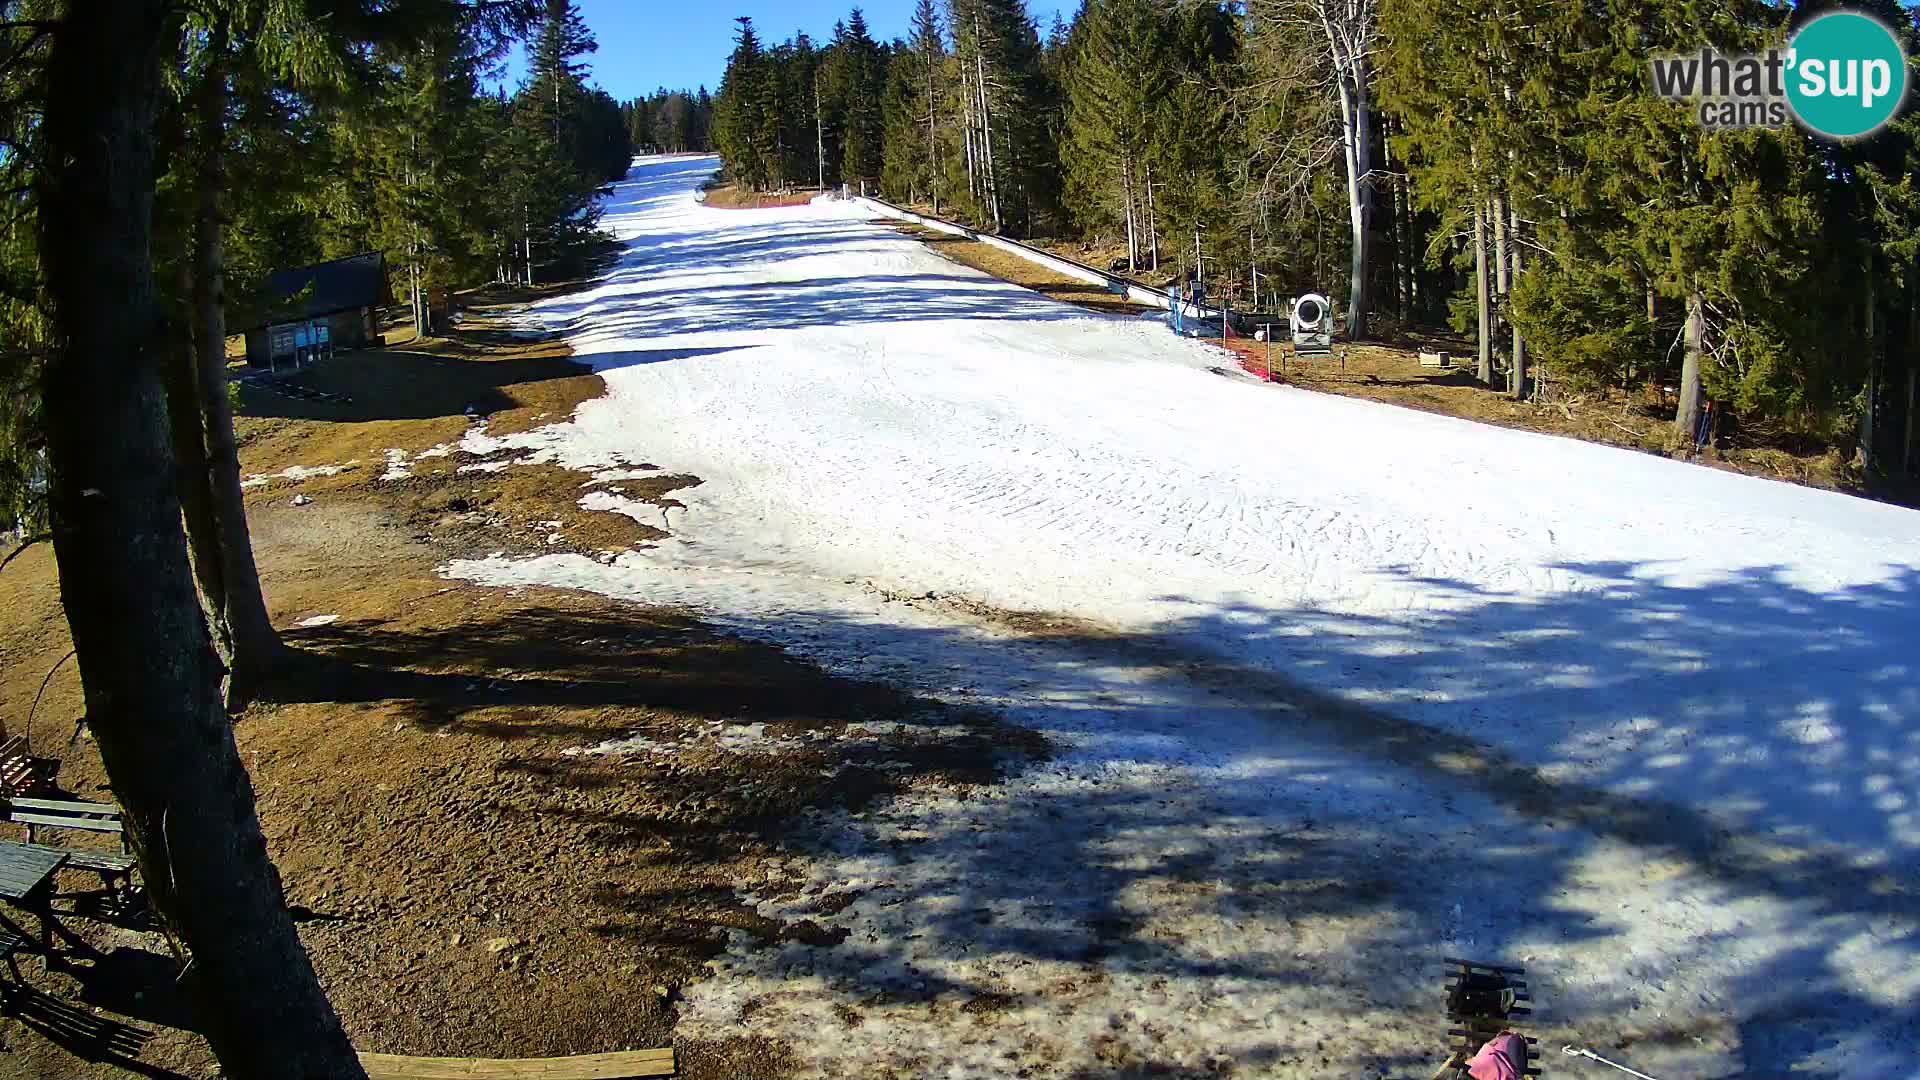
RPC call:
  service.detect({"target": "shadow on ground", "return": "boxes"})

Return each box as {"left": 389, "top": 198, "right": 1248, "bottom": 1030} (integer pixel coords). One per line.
{"left": 249, "top": 553, "right": 1920, "bottom": 1076}
{"left": 5, "top": 947, "right": 185, "bottom": 1080}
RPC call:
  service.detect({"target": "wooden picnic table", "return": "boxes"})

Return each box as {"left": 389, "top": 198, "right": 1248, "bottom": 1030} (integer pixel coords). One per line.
{"left": 0, "top": 841, "right": 67, "bottom": 950}
{"left": 0, "top": 842, "right": 65, "bottom": 903}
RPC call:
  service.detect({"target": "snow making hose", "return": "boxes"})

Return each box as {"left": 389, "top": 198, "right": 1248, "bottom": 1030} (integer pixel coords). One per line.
{"left": 1561, "top": 1045, "right": 1664, "bottom": 1080}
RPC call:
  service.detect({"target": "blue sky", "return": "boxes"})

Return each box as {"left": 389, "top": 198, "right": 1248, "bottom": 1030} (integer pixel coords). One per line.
{"left": 492, "top": 0, "right": 1078, "bottom": 102}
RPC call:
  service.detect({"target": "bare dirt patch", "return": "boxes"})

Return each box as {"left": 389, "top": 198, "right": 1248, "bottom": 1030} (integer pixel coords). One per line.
{"left": 0, "top": 284, "right": 1045, "bottom": 1080}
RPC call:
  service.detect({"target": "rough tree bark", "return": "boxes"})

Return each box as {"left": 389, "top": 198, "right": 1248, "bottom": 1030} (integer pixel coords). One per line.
{"left": 1860, "top": 270, "right": 1878, "bottom": 474}
{"left": 192, "top": 17, "right": 284, "bottom": 705}
{"left": 1313, "top": 0, "right": 1378, "bottom": 339}
{"left": 167, "top": 351, "right": 232, "bottom": 641}
{"left": 1492, "top": 191, "right": 1508, "bottom": 303}
{"left": 1146, "top": 160, "right": 1159, "bottom": 272}
{"left": 1646, "top": 280, "right": 1657, "bottom": 352}
{"left": 1474, "top": 201, "right": 1492, "bottom": 384}
{"left": 1334, "top": 68, "right": 1372, "bottom": 337}
{"left": 35, "top": 2, "right": 364, "bottom": 1076}
{"left": 974, "top": 28, "right": 1000, "bottom": 232}
{"left": 1674, "top": 289, "right": 1705, "bottom": 440}
{"left": 1385, "top": 133, "right": 1406, "bottom": 318}
{"left": 923, "top": 43, "right": 939, "bottom": 214}
{"left": 1509, "top": 204, "right": 1525, "bottom": 400}
{"left": 164, "top": 261, "right": 231, "bottom": 654}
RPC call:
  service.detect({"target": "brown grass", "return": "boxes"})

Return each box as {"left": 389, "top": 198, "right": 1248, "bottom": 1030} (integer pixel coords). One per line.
{"left": 700, "top": 184, "right": 820, "bottom": 210}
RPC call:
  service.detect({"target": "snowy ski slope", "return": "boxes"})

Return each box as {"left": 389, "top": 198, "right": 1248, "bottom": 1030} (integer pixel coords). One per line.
{"left": 449, "top": 156, "right": 1920, "bottom": 1078}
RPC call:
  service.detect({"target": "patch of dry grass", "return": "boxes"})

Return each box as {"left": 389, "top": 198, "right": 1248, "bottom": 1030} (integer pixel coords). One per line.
{"left": 700, "top": 184, "right": 820, "bottom": 210}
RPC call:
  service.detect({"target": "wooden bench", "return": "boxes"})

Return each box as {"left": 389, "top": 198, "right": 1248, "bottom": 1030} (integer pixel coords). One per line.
{"left": 2, "top": 798, "right": 136, "bottom": 893}
{"left": 11, "top": 841, "right": 136, "bottom": 893}
{"left": 0, "top": 736, "right": 44, "bottom": 799}
{"left": 357, "top": 1047, "right": 677, "bottom": 1079}
{"left": 5, "top": 797, "right": 126, "bottom": 850}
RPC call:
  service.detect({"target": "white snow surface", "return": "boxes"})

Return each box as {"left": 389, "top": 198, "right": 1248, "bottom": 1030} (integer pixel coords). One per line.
{"left": 446, "top": 156, "right": 1920, "bottom": 1078}
{"left": 240, "top": 462, "right": 349, "bottom": 489}
{"left": 380, "top": 448, "right": 412, "bottom": 481}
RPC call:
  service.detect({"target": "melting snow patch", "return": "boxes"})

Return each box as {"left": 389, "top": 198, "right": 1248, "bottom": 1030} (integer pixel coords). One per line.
{"left": 381, "top": 449, "right": 411, "bottom": 481}
{"left": 241, "top": 463, "right": 347, "bottom": 489}
{"left": 579, "top": 490, "right": 657, "bottom": 524}
{"left": 565, "top": 722, "right": 813, "bottom": 758}
{"left": 586, "top": 467, "right": 661, "bottom": 485}
{"left": 561, "top": 718, "right": 978, "bottom": 761}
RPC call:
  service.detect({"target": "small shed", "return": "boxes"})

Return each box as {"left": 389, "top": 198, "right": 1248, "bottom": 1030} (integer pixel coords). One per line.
{"left": 240, "top": 252, "right": 386, "bottom": 368}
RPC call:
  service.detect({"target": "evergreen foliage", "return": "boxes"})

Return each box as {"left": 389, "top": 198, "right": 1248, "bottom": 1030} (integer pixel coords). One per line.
{"left": 706, "top": 0, "right": 1919, "bottom": 474}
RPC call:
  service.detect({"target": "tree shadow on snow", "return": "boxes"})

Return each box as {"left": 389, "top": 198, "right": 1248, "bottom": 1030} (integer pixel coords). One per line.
{"left": 269, "top": 553, "right": 1917, "bottom": 1075}
{"left": 495, "top": 557, "right": 1913, "bottom": 1076}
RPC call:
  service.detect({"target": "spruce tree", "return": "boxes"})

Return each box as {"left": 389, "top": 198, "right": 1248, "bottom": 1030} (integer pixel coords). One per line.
{"left": 512, "top": 0, "right": 613, "bottom": 280}
{"left": 716, "top": 17, "right": 778, "bottom": 189}
{"left": 1063, "top": 0, "right": 1172, "bottom": 269}
{"left": 885, "top": 0, "right": 947, "bottom": 209}
{"left": 839, "top": 8, "right": 886, "bottom": 184}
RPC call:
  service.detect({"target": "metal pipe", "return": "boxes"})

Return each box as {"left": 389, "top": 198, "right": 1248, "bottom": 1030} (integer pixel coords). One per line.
{"left": 1562, "top": 1045, "right": 1663, "bottom": 1080}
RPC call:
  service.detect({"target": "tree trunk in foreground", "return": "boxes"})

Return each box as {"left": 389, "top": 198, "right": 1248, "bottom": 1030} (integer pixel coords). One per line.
{"left": 1474, "top": 201, "right": 1492, "bottom": 384}
{"left": 1335, "top": 68, "right": 1373, "bottom": 339}
{"left": 1674, "top": 289, "right": 1705, "bottom": 440}
{"left": 166, "top": 248, "right": 232, "bottom": 655}
{"left": 1509, "top": 205, "right": 1525, "bottom": 400}
{"left": 165, "top": 315, "right": 232, "bottom": 657}
{"left": 192, "top": 19, "right": 284, "bottom": 705}
{"left": 36, "top": 3, "right": 363, "bottom": 1077}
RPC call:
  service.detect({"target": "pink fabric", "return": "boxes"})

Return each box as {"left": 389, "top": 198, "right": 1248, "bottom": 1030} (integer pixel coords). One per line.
{"left": 1467, "top": 1033, "right": 1527, "bottom": 1080}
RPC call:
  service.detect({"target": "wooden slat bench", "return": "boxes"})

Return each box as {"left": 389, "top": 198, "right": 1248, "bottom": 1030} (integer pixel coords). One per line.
{"left": 0, "top": 736, "right": 44, "bottom": 799}
{"left": 12, "top": 842, "right": 135, "bottom": 892}
{"left": 5, "top": 797, "right": 125, "bottom": 850}
{"left": 357, "top": 1047, "right": 677, "bottom": 1079}
{"left": 2, "top": 798, "right": 136, "bottom": 894}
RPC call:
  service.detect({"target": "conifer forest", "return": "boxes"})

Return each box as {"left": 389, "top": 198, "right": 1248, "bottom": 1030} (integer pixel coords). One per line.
{"left": 715, "top": 0, "right": 1920, "bottom": 478}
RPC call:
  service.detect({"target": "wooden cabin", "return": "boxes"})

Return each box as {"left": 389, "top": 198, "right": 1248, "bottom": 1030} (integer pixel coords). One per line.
{"left": 239, "top": 252, "right": 385, "bottom": 368}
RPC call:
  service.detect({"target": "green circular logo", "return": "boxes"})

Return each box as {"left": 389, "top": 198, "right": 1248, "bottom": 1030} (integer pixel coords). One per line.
{"left": 1786, "top": 11, "right": 1909, "bottom": 139}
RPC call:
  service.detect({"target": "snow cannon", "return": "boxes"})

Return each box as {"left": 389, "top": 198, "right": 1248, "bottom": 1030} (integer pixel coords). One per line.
{"left": 1290, "top": 292, "right": 1333, "bottom": 355}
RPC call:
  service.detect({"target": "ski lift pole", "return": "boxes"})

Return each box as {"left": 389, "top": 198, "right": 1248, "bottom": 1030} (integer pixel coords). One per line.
{"left": 1562, "top": 1045, "right": 1663, "bottom": 1080}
